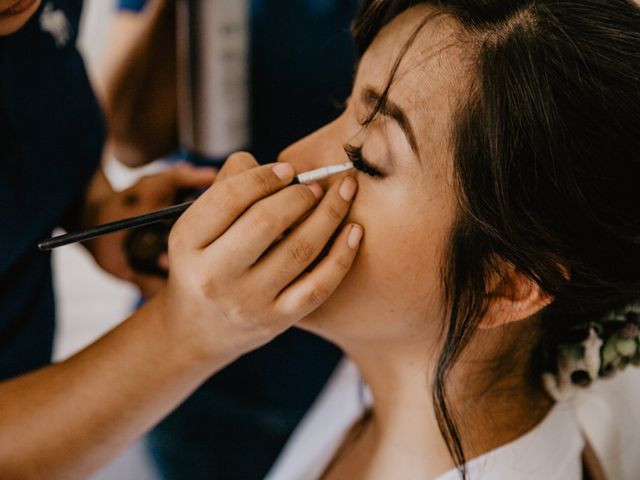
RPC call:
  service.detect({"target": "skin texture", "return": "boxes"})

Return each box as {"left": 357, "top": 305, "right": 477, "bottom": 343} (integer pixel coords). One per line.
{"left": 281, "top": 7, "right": 459, "bottom": 356}
{"left": 0, "top": 1, "right": 364, "bottom": 477}
{"left": 0, "top": 2, "right": 554, "bottom": 478}
{"left": 0, "top": 0, "right": 40, "bottom": 36}
{"left": 277, "top": 6, "right": 552, "bottom": 479}
{"left": 0, "top": 155, "right": 363, "bottom": 478}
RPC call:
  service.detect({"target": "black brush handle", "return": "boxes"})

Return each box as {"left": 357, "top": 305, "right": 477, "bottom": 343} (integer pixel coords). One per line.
{"left": 38, "top": 201, "right": 194, "bottom": 251}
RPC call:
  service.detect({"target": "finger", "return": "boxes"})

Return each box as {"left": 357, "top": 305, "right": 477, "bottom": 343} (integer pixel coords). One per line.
{"left": 168, "top": 164, "right": 217, "bottom": 190}
{"left": 252, "top": 176, "right": 357, "bottom": 291}
{"left": 215, "top": 151, "right": 259, "bottom": 182}
{"left": 172, "top": 162, "right": 297, "bottom": 249}
{"left": 208, "top": 182, "right": 324, "bottom": 273}
{"left": 274, "top": 223, "right": 363, "bottom": 318}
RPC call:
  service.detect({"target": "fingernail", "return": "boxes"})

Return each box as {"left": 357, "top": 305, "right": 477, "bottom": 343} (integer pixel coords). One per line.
{"left": 307, "top": 182, "right": 324, "bottom": 200}
{"left": 347, "top": 224, "right": 363, "bottom": 249}
{"left": 273, "top": 163, "right": 295, "bottom": 180}
{"left": 339, "top": 177, "right": 357, "bottom": 202}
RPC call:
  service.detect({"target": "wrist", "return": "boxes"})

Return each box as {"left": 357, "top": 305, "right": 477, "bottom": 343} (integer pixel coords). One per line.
{"left": 141, "top": 290, "right": 241, "bottom": 377}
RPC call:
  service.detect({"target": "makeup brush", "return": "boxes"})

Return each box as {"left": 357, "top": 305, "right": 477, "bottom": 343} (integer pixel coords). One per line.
{"left": 38, "top": 162, "right": 354, "bottom": 251}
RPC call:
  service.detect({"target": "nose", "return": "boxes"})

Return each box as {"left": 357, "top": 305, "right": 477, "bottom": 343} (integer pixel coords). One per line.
{"left": 277, "top": 119, "right": 352, "bottom": 188}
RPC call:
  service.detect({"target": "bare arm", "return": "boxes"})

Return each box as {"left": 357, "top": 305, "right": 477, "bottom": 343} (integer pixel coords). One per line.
{"left": 0, "top": 156, "right": 361, "bottom": 479}
{"left": 101, "top": 0, "right": 178, "bottom": 167}
{"left": 0, "top": 298, "right": 221, "bottom": 479}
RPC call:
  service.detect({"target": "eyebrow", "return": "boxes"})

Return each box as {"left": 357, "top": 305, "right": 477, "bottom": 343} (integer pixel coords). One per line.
{"left": 361, "top": 87, "right": 420, "bottom": 156}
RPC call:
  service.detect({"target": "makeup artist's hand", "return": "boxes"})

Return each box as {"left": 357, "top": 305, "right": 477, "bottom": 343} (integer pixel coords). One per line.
{"left": 86, "top": 164, "right": 216, "bottom": 298}
{"left": 213, "top": 150, "right": 260, "bottom": 181}
{"left": 154, "top": 153, "right": 362, "bottom": 364}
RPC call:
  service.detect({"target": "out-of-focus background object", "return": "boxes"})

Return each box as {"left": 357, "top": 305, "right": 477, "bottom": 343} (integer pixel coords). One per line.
{"left": 176, "top": 0, "right": 249, "bottom": 159}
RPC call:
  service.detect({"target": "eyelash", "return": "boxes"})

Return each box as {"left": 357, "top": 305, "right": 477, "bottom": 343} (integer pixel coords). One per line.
{"left": 343, "top": 144, "right": 385, "bottom": 179}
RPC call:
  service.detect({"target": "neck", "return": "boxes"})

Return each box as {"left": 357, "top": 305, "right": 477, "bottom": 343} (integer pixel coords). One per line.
{"left": 339, "top": 323, "right": 553, "bottom": 479}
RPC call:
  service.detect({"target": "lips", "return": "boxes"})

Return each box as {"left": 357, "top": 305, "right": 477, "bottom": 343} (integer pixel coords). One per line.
{"left": 0, "top": 0, "right": 36, "bottom": 16}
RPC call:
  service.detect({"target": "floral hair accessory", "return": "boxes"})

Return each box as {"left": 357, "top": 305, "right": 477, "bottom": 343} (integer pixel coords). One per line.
{"left": 544, "top": 302, "right": 640, "bottom": 399}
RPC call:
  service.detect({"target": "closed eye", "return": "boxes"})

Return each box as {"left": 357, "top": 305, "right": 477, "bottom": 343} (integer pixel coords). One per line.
{"left": 343, "top": 144, "right": 385, "bottom": 179}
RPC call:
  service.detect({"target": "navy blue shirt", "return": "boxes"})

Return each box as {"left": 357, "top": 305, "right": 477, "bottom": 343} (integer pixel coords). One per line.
{"left": 0, "top": 1, "right": 105, "bottom": 379}
{"left": 119, "top": 0, "right": 357, "bottom": 414}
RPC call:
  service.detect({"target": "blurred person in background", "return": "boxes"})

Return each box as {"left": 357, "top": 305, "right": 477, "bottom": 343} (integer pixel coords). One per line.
{"left": 0, "top": 1, "right": 284, "bottom": 477}
{"left": 0, "top": 2, "right": 362, "bottom": 479}
{"left": 103, "top": 0, "right": 359, "bottom": 478}
{"left": 0, "top": 0, "right": 216, "bottom": 384}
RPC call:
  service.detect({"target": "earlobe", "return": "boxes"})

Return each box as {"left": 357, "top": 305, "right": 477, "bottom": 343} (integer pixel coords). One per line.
{"left": 479, "top": 266, "right": 553, "bottom": 330}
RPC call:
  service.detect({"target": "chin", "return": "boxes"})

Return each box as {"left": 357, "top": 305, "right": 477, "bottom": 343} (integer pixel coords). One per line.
{"left": 0, "top": 0, "right": 41, "bottom": 36}
{"left": 296, "top": 304, "right": 334, "bottom": 335}
{"left": 294, "top": 286, "right": 369, "bottom": 350}
{"left": 295, "top": 297, "right": 350, "bottom": 346}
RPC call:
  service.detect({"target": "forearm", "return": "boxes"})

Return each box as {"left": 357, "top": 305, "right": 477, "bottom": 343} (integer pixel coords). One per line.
{"left": 102, "top": 0, "right": 178, "bottom": 166}
{"left": 0, "top": 298, "right": 228, "bottom": 479}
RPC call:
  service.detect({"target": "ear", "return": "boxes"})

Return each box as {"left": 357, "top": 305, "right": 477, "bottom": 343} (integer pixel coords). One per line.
{"left": 479, "top": 263, "right": 553, "bottom": 330}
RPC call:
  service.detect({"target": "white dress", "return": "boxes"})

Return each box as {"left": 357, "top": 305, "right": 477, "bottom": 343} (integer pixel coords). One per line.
{"left": 266, "top": 359, "right": 584, "bottom": 480}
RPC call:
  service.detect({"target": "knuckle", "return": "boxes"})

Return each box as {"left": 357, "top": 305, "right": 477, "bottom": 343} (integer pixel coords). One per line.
{"left": 292, "top": 185, "right": 315, "bottom": 205}
{"left": 248, "top": 170, "right": 274, "bottom": 197}
{"left": 227, "top": 151, "right": 257, "bottom": 166}
{"left": 215, "top": 181, "right": 237, "bottom": 199}
{"left": 199, "top": 277, "right": 219, "bottom": 300}
{"left": 215, "top": 165, "right": 231, "bottom": 182}
{"left": 219, "top": 152, "right": 258, "bottom": 180}
{"left": 270, "top": 265, "right": 291, "bottom": 284}
{"left": 288, "top": 238, "right": 316, "bottom": 265}
{"left": 194, "top": 258, "right": 221, "bottom": 300}
{"left": 214, "top": 183, "right": 240, "bottom": 210}
{"left": 251, "top": 208, "right": 277, "bottom": 235}
{"left": 334, "top": 253, "right": 353, "bottom": 272}
{"left": 306, "top": 283, "right": 331, "bottom": 307}
{"left": 225, "top": 153, "right": 243, "bottom": 166}
{"left": 325, "top": 203, "right": 345, "bottom": 225}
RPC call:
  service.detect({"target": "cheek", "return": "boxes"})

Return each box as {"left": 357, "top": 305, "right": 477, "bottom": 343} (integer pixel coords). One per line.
{"left": 300, "top": 182, "right": 453, "bottom": 343}
{"left": 351, "top": 188, "right": 440, "bottom": 303}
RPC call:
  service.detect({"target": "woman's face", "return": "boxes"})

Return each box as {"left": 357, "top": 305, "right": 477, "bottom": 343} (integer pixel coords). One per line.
{"left": 0, "top": 0, "right": 40, "bottom": 36}
{"left": 279, "top": 6, "right": 465, "bottom": 353}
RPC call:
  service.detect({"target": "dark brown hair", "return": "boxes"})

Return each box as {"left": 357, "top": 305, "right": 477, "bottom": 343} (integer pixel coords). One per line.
{"left": 352, "top": 0, "right": 640, "bottom": 476}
